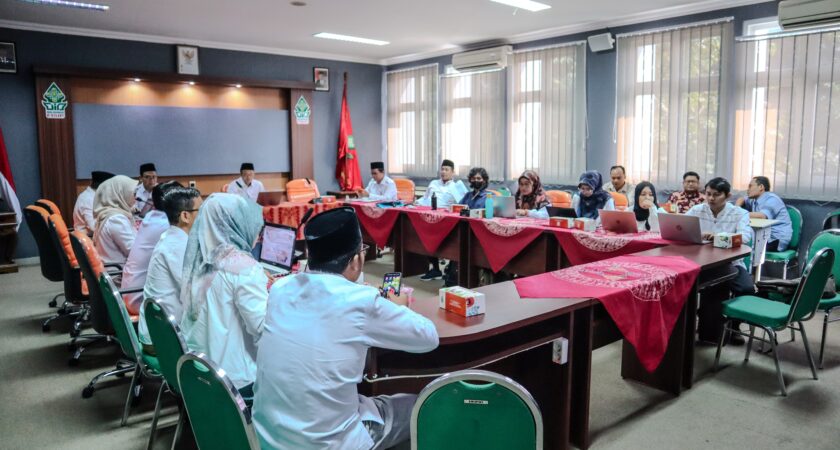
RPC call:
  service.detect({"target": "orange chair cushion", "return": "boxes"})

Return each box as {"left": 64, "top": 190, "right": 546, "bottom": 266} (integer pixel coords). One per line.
{"left": 72, "top": 230, "right": 106, "bottom": 279}
{"left": 286, "top": 178, "right": 320, "bottom": 203}
{"left": 394, "top": 178, "right": 415, "bottom": 203}
{"left": 610, "top": 191, "right": 629, "bottom": 209}
{"left": 545, "top": 190, "right": 572, "bottom": 208}
{"left": 26, "top": 205, "right": 50, "bottom": 220}
{"left": 37, "top": 199, "right": 61, "bottom": 215}
{"left": 49, "top": 214, "right": 78, "bottom": 268}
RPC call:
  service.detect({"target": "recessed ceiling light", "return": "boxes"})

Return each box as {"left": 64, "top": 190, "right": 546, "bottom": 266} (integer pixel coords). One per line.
{"left": 188, "top": 81, "right": 195, "bottom": 86}
{"left": 313, "top": 32, "right": 389, "bottom": 46}
{"left": 133, "top": 78, "right": 140, "bottom": 82}
{"left": 489, "top": 0, "right": 551, "bottom": 12}
{"left": 235, "top": 84, "right": 242, "bottom": 88}
{"left": 17, "top": 0, "right": 110, "bottom": 12}
{"left": 290, "top": 1, "right": 306, "bottom": 6}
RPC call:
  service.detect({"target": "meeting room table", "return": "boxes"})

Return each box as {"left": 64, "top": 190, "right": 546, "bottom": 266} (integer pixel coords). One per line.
{"left": 262, "top": 201, "right": 343, "bottom": 238}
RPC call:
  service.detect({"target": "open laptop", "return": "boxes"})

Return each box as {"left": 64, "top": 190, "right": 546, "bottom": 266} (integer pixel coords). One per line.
{"left": 658, "top": 213, "right": 712, "bottom": 244}
{"left": 492, "top": 196, "right": 517, "bottom": 218}
{"left": 259, "top": 223, "right": 298, "bottom": 275}
{"left": 599, "top": 210, "right": 638, "bottom": 234}
{"left": 256, "top": 191, "right": 286, "bottom": 207}
{"left": 546, "top": 206, "right": 577, "bottom": 218}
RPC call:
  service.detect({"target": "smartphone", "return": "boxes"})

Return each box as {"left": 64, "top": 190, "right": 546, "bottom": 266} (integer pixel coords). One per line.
{"left": 381, "top": 272, "right": 402, "bottom": 297}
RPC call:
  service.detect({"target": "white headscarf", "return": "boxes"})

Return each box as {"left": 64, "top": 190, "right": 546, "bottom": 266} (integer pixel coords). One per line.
{"left": 181, "top": 193, "right": 264, "bottom": 320}
{"left": 93, "top": 175, "right": 136, "bottom": 238}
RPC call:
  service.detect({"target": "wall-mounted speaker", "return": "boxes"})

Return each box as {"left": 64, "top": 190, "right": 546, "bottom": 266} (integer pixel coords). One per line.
{"left": 588, "top": 33, "right": 615, "bottom": 52}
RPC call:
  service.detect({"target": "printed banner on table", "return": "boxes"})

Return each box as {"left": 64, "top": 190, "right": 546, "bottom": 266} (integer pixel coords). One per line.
{"left": 405, "top": 209, "right": 462, "bottom": 253}
{"left": 262, "top": 202, "right": 342, "bottom": 239}
{"left": 552, "top": 228, "right": 669, "bottom": 265}
{"left": 514, "top": 255, "right": 700, "bottom": 372}
{"left": 469, "top": 218, "right": 545, "bottom": 273}
{"left": 351, "top": 203, "right": 401, "bottom": 248}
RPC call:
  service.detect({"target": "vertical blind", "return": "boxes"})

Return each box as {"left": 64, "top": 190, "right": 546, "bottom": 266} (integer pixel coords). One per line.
{"left": 440, "top": 69, "right": 506, "bottom": 178}
{"left": 385, "top": 64, "right": 439, "bottom": 177}
{"left": 615, "top": 20, "right": 733, "bottom": 188}
{"left": 509, "top": 43, "right": 587, "bottom": 184}
{"left": 733, "top": 31, "right": 840, "bottom": 199}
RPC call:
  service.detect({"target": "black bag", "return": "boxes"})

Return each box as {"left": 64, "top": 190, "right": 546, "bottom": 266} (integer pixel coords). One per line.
{"left": 756, "top": 275, "right": 836, "bottom": 299}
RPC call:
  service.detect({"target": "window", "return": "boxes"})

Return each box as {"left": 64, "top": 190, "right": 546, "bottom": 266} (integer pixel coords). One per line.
{"left": 385, "top": 64, "right": 438, "bottom": 177}
{"left": 509, "top": 43, "right": 587, "bottom": 184}
{"left": 733, "top": 29, "right": 840, "bottom": 199}
{"left": 440, "top": 69, "right": 505, "bottom": 178}
{"left": 615, "top": 20, "right": 734, "bottom": 188}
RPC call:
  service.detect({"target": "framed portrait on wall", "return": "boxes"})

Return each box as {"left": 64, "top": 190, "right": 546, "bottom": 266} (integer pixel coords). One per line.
{"left": 177, "top": 45, "right": 200, "bottom": 75}
{"left": 314, "top": 67, "right": 329, "bottom": 91}
{"left": 0, "top": 42, "right": 16, "bottom": 74}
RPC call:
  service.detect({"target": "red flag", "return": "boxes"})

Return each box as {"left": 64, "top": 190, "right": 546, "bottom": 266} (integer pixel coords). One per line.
{"left": 0, "top": 126, "right": 14, "bottom": 191}
{"left": 335, "top": 73, "right": 362, "bottom": 191}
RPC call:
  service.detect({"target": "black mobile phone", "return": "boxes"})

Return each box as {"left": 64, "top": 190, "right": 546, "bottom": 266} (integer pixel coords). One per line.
{"left": 381, "top": 272, "right": 402, "bottom": 296}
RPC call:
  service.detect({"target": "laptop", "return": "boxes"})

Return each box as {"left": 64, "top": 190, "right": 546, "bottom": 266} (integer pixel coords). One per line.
{"left": 658, "top": 213, "right": 712, "bottom": 244}
{"left": 256, "top": 191, "right": 286, "bottom": 206}
{"left": 492, "top": 196, "right": 517, "bottom": 218}
{"left": 259, "top": 223, "right": 298, "bottom": 274}
{"left": 546, "top": 206, "right": 577, "bottom": 218}
{"left": 599, "top": 210, "right": 638, "bottom": 234}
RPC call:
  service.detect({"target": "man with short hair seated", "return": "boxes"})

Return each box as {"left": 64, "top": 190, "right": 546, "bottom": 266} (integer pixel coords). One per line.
{"left": 735, "top": 176, "right": 793, "bottom": 252}
{"left": 417, "top": 159, "right": 467, "bottom": 281}
{"left": 357, "top": 161, "right": 398, "bottom": 201}
{"left": 667, "top": 171, "right": 705, "bottom": 214}
{"left": 603, "top": 165, "right": 635, "bottom": 208}
{"left": 134, "top": 163, "right": 158, "bottom": 220}
{"left": 254, "top": 207, "right": 439, "bottom": 450}
{"left": 227, "top": 162, "right": 265, "bottom": 201}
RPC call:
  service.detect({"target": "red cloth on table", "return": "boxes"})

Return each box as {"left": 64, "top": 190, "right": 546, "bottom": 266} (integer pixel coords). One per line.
{"left": 552, "top": 229, "right": 669, "bottom": 265}
{"left": 404, "top": 208, "right": 462, "bottom": 253}
{"left": 351, "top": 203, "right": 401, "bottom": 248}
{"left": 514, "top": 255, "right": 700, "bottom": 372}
{"left": 262, "top": 202, "right": 342, "bottom": 239}
{"left": 468, "top": 218, "right": 545, "bottom": 273}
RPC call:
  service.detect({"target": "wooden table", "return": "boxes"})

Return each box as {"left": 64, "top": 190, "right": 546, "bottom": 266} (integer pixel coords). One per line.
{"left": 750, "top": 218, "right": 780, "bottom": 279}
{"left": 0, "top": 212, "right": 18, "bottom": 274}
{"left": 393, "top": 214, "right": 470, "bottom": 286}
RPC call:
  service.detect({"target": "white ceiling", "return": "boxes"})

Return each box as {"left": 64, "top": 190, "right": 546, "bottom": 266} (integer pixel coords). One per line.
{"left": 0, "top": 0, "right": 767, "bottom": 65}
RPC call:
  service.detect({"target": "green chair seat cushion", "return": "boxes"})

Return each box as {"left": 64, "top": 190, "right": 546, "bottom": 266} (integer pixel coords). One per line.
{"left": 819, "top": 294, "right": 840, "bottom": 311}
{"left": 723, "top": 295, "right": 791, "bottom": 329}
{"left": 142, "top": 353, "right": 161, "bottom": 374}
{"left": 765, "top": 250, "right": 797, "bottom": 261}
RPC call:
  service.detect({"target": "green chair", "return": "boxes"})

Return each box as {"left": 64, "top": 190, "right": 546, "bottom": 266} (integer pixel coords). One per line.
{"left": 823, "top": 209, "right": 840, "bottom": 231}
{"left": 714, "top": 248, "right": 835, "bottom": 396}
{"left": 143, "top": 298, "right": 190, "bottom": 450}
{"left": 177, "top": 352, "right": 260, "bottom": 450}
{"left": 94, "top": 274, "right": 161, "bottom": 425}
{"left": 802, "top": 230, "right": 840, "bottom": 369}
{"left": 763, "top": 205, "right": 802, "bottom": 279}
{"left": 411, "top": 370, "right": 542, "bottom": 449}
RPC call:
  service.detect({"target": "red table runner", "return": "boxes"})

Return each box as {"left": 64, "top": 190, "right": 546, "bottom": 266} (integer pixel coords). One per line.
{"left": 552, "top": 229, "right": 669, "bottom": 265}
{"left": 262, "top": 202, "right": 342, "bottom": 239}
{"left": 404, "top": 208, "right": 462, "bottom": 253}
{"left": 514, "top": 255, "right": 700, "bottom": 372}
{"left": 469, "top": 218, "right": 545, "bottom": 273}
{"left": 351, "top": 203, "right": 401, "bottom": 248}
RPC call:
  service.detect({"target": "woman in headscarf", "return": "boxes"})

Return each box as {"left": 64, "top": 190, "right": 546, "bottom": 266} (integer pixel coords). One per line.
{"left": 515, "top": 170, "right": 549, "bottom": 216}
{"left": 93, "top": 175, "right": 138, "bottom": 265}
{"left": 633, "top": 181, "right": 663, "bottom": 232}
{"left": 180, "top": 193, "right": 268, "bottom": 398}
{"left": 572, "top": 170, "right": 615, "bottom": 220}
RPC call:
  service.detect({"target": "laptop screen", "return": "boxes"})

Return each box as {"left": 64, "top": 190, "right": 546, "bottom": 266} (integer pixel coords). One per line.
{"left": 260, "top": 224, "right": 297, "bottom": 270}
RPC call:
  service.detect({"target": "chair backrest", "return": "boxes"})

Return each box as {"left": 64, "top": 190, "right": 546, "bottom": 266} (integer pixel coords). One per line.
{"left": 788, "top": 248, "right": 835, "bottom": 323}
{"left": 497, "top": 186, "right": 512, "bottom": 197}
{"left": 394, "top": 178, "right": 416, "bottom": 203}
{"left": 545, "top": 190, "right": 572, "bottom": 208}
{"left": 823, "top": 209, "right": 840, "bottom": 231}
{"left": 144, "top": 299, "right": 189, "bottom": 395}
{"left": 411, "top": 370, "right": 542, "bottom": 450}
{"left": 23, "top": 205, "right": 63, "bottom": 281}
{"left": 70, "top": 231, "right": 113, "bottom": 334}
{"left": 35, "top": 198, "right": 61, "bottom": 215}
{"left": 488, "top": 189, "right": 503, "bottom": 197}
{"left": 47, "top": 213, "right": 86, "bottom": 300}
{"left": 222, "top": 183, "right": 229, "bottom": 193}
{"left": 99, "top": 273, "right": 142, "bottom": 361}
{"left": 787, "top": 205, "right": 803, "bottom": 249}
{"left": 286, "top": 178, "right": 320, "bottom": 203}
{"left": 177, "top": 352, "right": 260, "bottom": 450}
{"left": 806, "top": 229, "right": 840, "bottom": 289}
{"left": 609, "top": 191, "right": 629, "bottom": 209}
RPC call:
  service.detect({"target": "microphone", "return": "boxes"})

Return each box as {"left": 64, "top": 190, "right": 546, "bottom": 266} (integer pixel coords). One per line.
{"left": 300, "top": 208, "right": 315, "bottom": 227}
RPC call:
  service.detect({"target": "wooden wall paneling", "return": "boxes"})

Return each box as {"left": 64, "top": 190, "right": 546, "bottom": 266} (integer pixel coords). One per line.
{"left": 35, "top": 76, "right": 77, "bottom": 222}
{"left": 289, "top": 89, "right": 314, "bottom": 180}
{"left": 75, "top": 172, "right": 290, "bottom": 196}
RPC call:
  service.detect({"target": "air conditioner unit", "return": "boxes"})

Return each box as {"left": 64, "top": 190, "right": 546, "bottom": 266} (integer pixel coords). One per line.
{"left": 451, "top": 45, "right": 512, "bottom": 71}
{"left": 779, "top": 0, "right": 840, "bottom": 29}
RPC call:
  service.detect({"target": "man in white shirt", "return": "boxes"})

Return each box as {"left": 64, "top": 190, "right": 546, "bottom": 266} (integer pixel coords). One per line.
{"left": 357, "top": 161, "right": 398, "bottom": 201}
{"left": 227, "top": 162, "right": 265, "bottom": 201}
{"left": 134, "top": 163, "right": 158, "bottom": 219}
{"left": 73, "top": 171, "right": 113, "bottom": 236}
{"left": 417, "top": 159, "right": 467, "bottom": 281}
{"left": 254, "top": 207, "right": 439, "bottom": 450}
{"left": 686, "top": 177, "right": 755, "bottom": 345}
{"left": 138, "top": 185, "right": 202, "bottom": 354}
{"left": 603, "top": 165, "right": 635, "bottom": 208}
{"left": 121, "top": 181, "right": 181, "bottom": 315}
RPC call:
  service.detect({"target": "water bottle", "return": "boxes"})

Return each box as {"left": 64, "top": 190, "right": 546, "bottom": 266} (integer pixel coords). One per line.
{"left": 485, "top": 192, "right": 494, "bottom": 219}
{"left": 431, "top": 192, "right": 438, "bottom": 210}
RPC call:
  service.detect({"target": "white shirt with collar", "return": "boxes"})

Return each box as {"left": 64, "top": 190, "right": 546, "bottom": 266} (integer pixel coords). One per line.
{"left": 417, "top": 179, "right": 467, "bottom": 208}
{"left": 120, "top": 210, "right": 169, "bottom": 315}
{"left": 363, "top": 175, "right": 398, "bottom": 201}
{"left": 94, "top": 214, "right": 136, "bottom": 266}
{"left": 73, "top": 186, "right": 96, "bottom": 235}
{"left": 254, "top": 272, "right": 439, "bottom": 450}
{"left": 133, "top": 184, "right": 154, "bottom": 219}
{"left": 227, "top": 177, "right": 266, "bottom": 202}
{"left": 138, "top": 226, "right": 189, "bottom": 346}
{"left": 686, "top": 202, "right": 753, "bottom": 269}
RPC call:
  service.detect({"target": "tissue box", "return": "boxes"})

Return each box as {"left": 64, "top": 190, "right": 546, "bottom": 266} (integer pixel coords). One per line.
{"left": 469, "top": 209, "right": 485, "bottom": 219}
{"left": 450, "top": 204, "right": 467, "bottom": 214}
{"left": 549, "top": 217, "right": 575, "bottom": 229}
{"left": 714, "top": 232, "right": 743, "bottom": 248}
{"left": 574, "top": 218, "right": 596, "bottom": 232}
{"left": 439, "top": 286, "right": 486, "bottom": 317}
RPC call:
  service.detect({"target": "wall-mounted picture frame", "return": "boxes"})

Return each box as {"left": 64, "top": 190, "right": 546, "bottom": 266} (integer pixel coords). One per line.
{"left": 0, "top": 42, "right": 17, "bottom": 74}
{"left": 314, "top": 67, "right": 329, "bottom": 91}
{"left": 177, "top": 45, "right": 199, "bottom": 75}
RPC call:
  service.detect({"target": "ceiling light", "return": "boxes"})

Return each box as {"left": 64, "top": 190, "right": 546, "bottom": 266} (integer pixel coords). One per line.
{"left": 188, "top": 81, "right": 195, "bottom": 86}
{"left": 133, "top": 78, "right": 140, "bottom": 82}
{"left": 17, "top": 0, "right": 110, "bottom": 11}
{"left": 489, "top": 0, "right": 551, "bottom": 12}
{"left": 290, "top": 1, "right": 306, "bottom": 6}
{"left": 235, "top": 84, "right": 242, "bottom": 88}
{"left": 313, "top": 32, "right": 389, "bottom": 46}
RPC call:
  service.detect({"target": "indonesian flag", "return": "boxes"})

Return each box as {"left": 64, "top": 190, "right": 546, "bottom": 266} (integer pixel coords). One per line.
{"left": 335, "top": 73, "right": 362, "bottom": 191}
{"left": 0, "top": 126, "right": 21, "bottom": 229}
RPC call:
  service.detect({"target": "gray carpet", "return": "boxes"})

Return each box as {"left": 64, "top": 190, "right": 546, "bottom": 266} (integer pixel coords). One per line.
{"left": 2, "top": 257, "right": 840, "bottom": 449}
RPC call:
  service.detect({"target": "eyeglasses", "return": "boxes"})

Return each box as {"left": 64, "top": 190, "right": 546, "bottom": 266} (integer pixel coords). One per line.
{"left": 359, "top": 244, "right": 370, "bottom": 255}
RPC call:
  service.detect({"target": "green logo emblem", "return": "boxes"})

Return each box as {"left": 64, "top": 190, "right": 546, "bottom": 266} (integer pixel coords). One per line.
{"left": 294, "top": 95, "right": 310, "bottom": 125}
{"left": 347, "top": 135, "right": 355, "bottom": 149}
{"left": 42, "top": 82, "right": 68, "bottom": 119}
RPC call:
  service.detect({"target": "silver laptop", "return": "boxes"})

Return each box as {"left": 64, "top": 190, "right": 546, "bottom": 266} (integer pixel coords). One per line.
{"left": 658, "top": 213, "right": 711, "bottom": 244}
{"left": 492, "top": 195, "right": 516, "bottom": 218}
{"left": 260, "top": 223, "right": 297, "bottom": 274}
{"left": 599, "top": 210, "right": 638, "bottom": 234}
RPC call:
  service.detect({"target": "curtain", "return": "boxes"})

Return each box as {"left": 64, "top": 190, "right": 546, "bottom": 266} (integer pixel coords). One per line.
{"left": 385, "top": 64, "right": 438, "bottom": 177}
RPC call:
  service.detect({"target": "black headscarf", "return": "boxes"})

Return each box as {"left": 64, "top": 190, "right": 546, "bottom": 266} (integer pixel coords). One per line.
{"left": 633, "top": 181, "right": 659, "bottom": 230}
{"left": 577, "top": 171, "right": 611, "bottom": 219}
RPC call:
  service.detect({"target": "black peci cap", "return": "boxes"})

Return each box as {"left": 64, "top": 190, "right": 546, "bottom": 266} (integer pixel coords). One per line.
{"left": 304, "top": 206, "right": 362, "bottom": 265}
